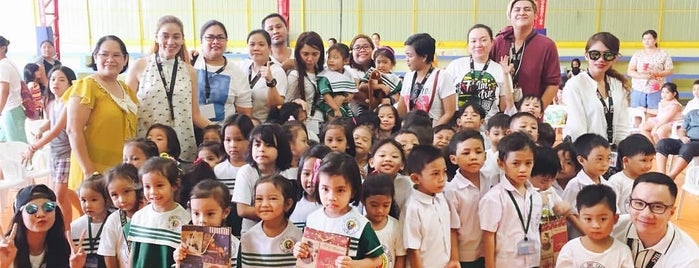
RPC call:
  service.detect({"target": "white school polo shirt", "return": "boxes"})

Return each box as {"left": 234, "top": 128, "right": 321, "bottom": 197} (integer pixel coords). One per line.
{"left": 401, "top": 189, "right": 451, "bottom": 267}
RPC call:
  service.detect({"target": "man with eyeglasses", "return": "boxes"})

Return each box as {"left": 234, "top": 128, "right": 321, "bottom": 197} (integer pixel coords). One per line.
{"left": 612, "top": 172, "right": 699, "bottom": 267}
{"left": 489, "top": 0, "right": 561, "bottom": 111}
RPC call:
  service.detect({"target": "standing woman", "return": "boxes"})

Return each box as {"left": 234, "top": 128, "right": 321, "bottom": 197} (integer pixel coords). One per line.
{"left": 627, "top": 29, "right": 674, "bottom": 117}
{"left": 287, "top": 31, "right": 324, "bottom": 134}
{"left": 238, "top": 29, "right": 287, "bottom": 124}
{"left": 445, "top": 24, "right": 515, "bottom": 121}
{"left": 0, "top": 35, "right": 27, "bottom": 142}
{"left": 127, "top": 15, "right": 212, "bottom": 161}
{"left": 36, "top": 40, "right": 62, "bottom": 76}
{"left": 64, "top": 35, "right": 138, "bottom": 187}
{"left": 397, "top": 33, "right": 456, "bottom": 126}
{"left": 193, "top": 20, "right": 252, "bottom": 122}
{"left": 563, "top": 32, "right": 630, "bottom": 145}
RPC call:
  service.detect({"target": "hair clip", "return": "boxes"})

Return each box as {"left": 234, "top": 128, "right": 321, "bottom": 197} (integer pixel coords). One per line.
{"left": 312, "top": 158, "right": 322, "bottom": 184}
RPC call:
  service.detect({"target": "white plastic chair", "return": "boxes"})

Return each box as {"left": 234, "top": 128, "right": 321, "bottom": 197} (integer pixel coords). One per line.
{"left": 24, "top": 118, "right": 48, "bottom": 145}
{"left": 628, "top": 107, "right": 646, "bottom": 133}
{"left": 677, "top": 166, "right": 699, "bottom": 220}
{"left": 0, "top": 159, "right": 30, "bottom": 213}
{"left": 0, "top": 141, "right": 49, "bottom": 184}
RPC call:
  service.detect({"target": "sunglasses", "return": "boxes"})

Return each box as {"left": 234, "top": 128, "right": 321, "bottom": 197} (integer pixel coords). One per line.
{"left": 587, "top": 50, "right": 618, "bottom": 61}
{"left": 23, "top": 201, "right": 57, "bottom": 215}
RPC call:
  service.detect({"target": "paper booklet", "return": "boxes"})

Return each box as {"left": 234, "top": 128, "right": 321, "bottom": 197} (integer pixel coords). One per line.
{"left": 180, "top": 225, "right": 232, "bottom": 268}
{"left": 296, "top": 227, "right": 350, "bottom": 268}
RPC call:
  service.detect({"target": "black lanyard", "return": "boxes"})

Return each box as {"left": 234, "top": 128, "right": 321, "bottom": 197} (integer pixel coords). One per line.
{"left": 509, "top": 41, "right": 526, "bottom": 86}
{"left": 248, "top": 60, "right": 272, "bottom": 89}
{"left": 409, "top": 67, "right": 434, "bottom": 109}
{"left": 203, "top": 57, "right": 227, "bottom": 103}
{"left": 626, "top": 225, "right": 676, "bottom": 268}
{"left": 588, "top": 72, "right": 615, "bottom": 144}
{"left": 507, "top": 190, "right": 533, "bottom": 240}
{"left": 156, "top": 57, "right": 178, "bottom": 121}
{"left": 119, "top": 210, "right": 131, "bottom": 253}
{"left": 462, "top": 57, "right": 490, "bottom": 95}
{"left": 87, "top": 216, "right": 105, "bottom": 253}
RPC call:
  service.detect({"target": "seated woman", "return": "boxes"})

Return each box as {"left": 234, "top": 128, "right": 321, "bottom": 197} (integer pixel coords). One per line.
{"left": 0, "top": 184, "right": 86, "bottom": 268}
{"left": 640, "top": 82, "right": 682, "bottom": 143}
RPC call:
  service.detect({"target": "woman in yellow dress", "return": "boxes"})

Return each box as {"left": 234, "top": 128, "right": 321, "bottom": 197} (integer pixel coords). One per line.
{"left": 64, "top": 35, "right": 138, "bottom": 189}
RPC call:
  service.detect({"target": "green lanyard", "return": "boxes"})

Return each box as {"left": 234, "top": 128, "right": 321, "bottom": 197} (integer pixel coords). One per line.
{"left": 87, "top": 216, "right": 105, "bottom": 252}
{"left": 507, "top": 191, "right": 533, "bottom": 241}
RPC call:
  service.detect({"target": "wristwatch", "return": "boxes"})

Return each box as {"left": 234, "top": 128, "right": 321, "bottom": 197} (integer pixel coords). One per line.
{"left": 266, "top": 78, "right": 277, "bottom": 87}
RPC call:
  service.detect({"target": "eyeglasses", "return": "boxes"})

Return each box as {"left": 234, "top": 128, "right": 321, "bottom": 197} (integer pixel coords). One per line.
{"left": 22, "top": 201, "right": 57, "bottom": 215}
{"left": 629, "top": 198, "right": 673, "bottom": 214}
{"left": 587, "top": 50, "right": 618, "bottom": 61}
{"left": 204, "top": 35, "right": 227, "bottom": 42}
{"left": 353, "top": 45, "right": 372, "bottom": 51}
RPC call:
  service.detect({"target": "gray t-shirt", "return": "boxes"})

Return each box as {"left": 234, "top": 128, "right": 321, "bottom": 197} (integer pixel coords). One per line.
{"left": 49, "top": 100, "right": 71, "bottom": 158}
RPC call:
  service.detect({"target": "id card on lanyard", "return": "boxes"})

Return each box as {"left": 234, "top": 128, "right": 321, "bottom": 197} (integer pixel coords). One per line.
{"left": 201, "top": 58, "right": 226, "bottom": 120}
{"left": 507, "top": 191, "right": 536, "bottom": 256}
{"left": 156, "top": 57, "right": 178, "bottom": 121}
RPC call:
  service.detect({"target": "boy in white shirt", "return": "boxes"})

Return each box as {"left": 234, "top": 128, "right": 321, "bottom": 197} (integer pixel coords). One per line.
{"left": 530, "top": 146, "right": 582, "bottom": 231}
{"left": 482, "top": 113, "right": 510, "bottom": 179}
{"left": 607, "top": 134, "right": 655, "bottom": 214}
{"left": 445, "top": 129, "right": 498, "bottom": 267}
{"left": 556, "top": 184, "right": 634, "bottom": 267}
{"left": 401, "top": 145, "right": 458, "bottom": 268}
{"left": 562, "top": 133, "right": 612, "bottom": 239}
{"left": 479, "top": 132, "right": 542, "bottom": 268}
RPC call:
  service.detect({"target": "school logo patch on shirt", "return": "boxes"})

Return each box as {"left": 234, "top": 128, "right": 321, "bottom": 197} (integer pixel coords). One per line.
{"left": 280, "top": 237, "right": 296, "bottom": 254}
{"left": 580, "top": 261, "right": 605, "bottom": 268}
{"left": 168, "top": 215, "right": 182, "bottom": 230}
{"left": 343, "top": 217, "right": 359, "bottom": 235}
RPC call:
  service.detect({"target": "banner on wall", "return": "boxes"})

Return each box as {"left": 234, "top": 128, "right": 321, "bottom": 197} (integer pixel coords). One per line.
{"left": 534, "top": 0, "right": 547, "bottom": 29}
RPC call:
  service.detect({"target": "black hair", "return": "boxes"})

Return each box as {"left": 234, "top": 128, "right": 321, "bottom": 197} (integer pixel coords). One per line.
{"left": 642, "top": 29, "right": 658, "bottom": 47}
{"left": 349, "top": 34, "right": 376, "bottom": 71}
{"left": 314, "top": 151, "right": 363, "bottom": 206}
{"left": 458, "top": 102, "right": 487, "bottom": 120}
{"left": 202, "top": 125, "right": 223, "bottom": 143}
{"left": 261, "top": 13, "right": 288, "bottom": 28}
{"left": 222, "top": 114, "right": 254, "bottom": 141}
{"left": 247, "top": 29, "right": 271, "bottom": 46}
{"left": 554, "top": 141, "right": 582, "bottom": 173}
{"left": 616, "top": 134, "right": 655, "bottom": 170}
{"left": 576, "top": 184, "right": 617, "bottom": 214}
{"left": 90, "top": 35, "right": 129, "bottom": 73}
{"left": 694, "top": 79, "right": 699, "bottom": 86}
{"left": 198, "top": 141, "right": 225, "bottom": 161}
{"left": 406, "top": 144, "right": 444, "bottom": 175}
{"left": 105, "top": 163, "right": 143, "bottom": 212}
{"left": 254, "top": 174, "right": 299, "bottom": 218}
{"left": 11, "top": 199, "right": 70, "bottom": 268}
{"left": 402, "top": 110, "right": 434, "bottom": 145}
{"left": 516, "top": 95, "right": 543, "bottom": 112}
{"left": 328, "top": 43, "right": 351, "bottom": 61}
{"left": 292, "top": 31, "right": 325, "bottom": 101}
{"left": 433, "top": 124, "right": 454, "bottom": 135}
{"left": 140, "top": 156, "right": 182, "bottom": 201}
{"left": 246, "top": 123, "right": 293, "bottom": 171}
{"left": 368, "top": 139, "right": 406, "bottom": 175}
{"left": 124, "top": 137, "right": 160, "bottom": 159}
{"left": 497, "top": 131, "right": 537, "bottom": 161}
{"left": 633, "top": 172, "right": 678, "bottom": 199}
{"left": 662, "top": 82, "right": 679, "bottom": 101}
{"left": 320, "top": 117, "right": 357, "bottom": 156}
{"left": 487, "top": 112, "right": 510, "bottom": 131}
{"left": 147, "top": 123, "right": 182, "bottom": 159}
{"left": 373, "top": 46, "right": 396, "bottom": 65}
{"left": 78, "top": 173, "right": 110, "bottom": 209}
{"left": 468, "top": 24, "right": 494, "bottom": 40}
{"left": 190, "top": 179, "right": 232, "bottom": 214}
{"left": 532, "top": 146, "right": 562, "bottom": 178}
{"left": 328, "top": 38, "right": 337, "bottom": 44}
{"left": 45, "top": 65, "right": 77, "bottom": 104}
{"left": 404, "top": 33, "right": 436, "bottom": 63}
{"left": 362, "top": 173, "right": 399, "bottom": 218}
{"left": 392, "top": 129, "right": 420, "bottom": 147}
{"left": 23, "top": 63, "right": 42, "bottom": 84}
{"left": 282, "top": 120, "right": 308, "bottom": 145}
{"left": 571, "top": 58, "right": 581, "bottom": 67}
{"left": 355, "top": 111, "right": 380, "bottom": 131}
{"left": 297, "top": 144, "right": 332, "bottom": 198}
{"left": 573, "top": 133, "right": 610, "bottom": 160}
{"left": 376, "top": 104, "right": 402, "bottom": 133}
{"left": 537, "top": 122, "right": 555, "bottom": 147}
{"left": 179, "top": 160, "right": 215, "bottom": 207}
{"left": 199, "top": 20, "right": 228, "bottom": 40}
{"left": 448, "top": 129, "right": 484, "bottom": 156}
{"left": 267, "top": 101, "right": 303, "bottom": 124}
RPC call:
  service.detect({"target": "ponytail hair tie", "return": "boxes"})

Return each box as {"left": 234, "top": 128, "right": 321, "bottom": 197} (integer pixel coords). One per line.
{"left": 312, "top": 158, "right": 323, "bottom": 184}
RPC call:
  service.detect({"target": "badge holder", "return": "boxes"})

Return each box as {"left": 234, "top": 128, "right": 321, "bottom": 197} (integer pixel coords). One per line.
{"left": 517, "top": 237, "right": 537, "bottom": 256}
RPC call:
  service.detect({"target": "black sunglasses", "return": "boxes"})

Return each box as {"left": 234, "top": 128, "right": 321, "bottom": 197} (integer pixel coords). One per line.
{"left": 23, "top": 201, "right": 57, "bottom": 215}
{"left": 587, "top": 50, "right": 618, "bottom": 61}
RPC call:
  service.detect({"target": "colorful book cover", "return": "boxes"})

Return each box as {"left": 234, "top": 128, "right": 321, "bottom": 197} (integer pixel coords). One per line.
{"left": 296, "top": 227, "right": 350, "bottom": 268}
{"left": 180, "top": 225, "right": 232, "bottom": 268}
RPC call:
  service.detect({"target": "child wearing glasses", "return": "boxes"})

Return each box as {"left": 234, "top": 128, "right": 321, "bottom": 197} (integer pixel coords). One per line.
{"left": 556, "top": 184, "right": 633, "bottom": 268}
{"left": 562, "top": 32, "right": 630, "bottom": 144}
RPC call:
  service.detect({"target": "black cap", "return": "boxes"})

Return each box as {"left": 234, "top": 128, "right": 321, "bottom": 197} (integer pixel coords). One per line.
{"left": 14, "top": 184, "right": 56, "bottom": 214}
{"left": 0, "top": 36, "right": 8, "bottom": 47}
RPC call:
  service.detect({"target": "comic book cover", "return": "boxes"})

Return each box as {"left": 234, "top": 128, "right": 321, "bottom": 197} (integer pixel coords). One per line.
{"left": 180, "top": 225, "right": 232, "bottom": 268}
{"left": 296, "top": 227, "right": 350, "bottom": 268}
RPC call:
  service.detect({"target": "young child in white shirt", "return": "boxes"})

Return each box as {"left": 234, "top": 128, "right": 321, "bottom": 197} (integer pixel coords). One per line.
{"left": 509, "top": 112, "right": 539, "bottom": 142}
{"left": 556, "top": 184, "right": 634, "bottom": 267}
{"left": 607, "top": 134, "right": 655, "bottom": 214}
{"left": 401, "top": 145, "right": 457, "bottom": 268}
{"left": 562, "top": 133, "right": 612, "bottom": 239}
{"left": 362, "top": 173, "right": 406, "bottom": 268}
{"left": 479, "top": 132, "right": 543, "bottom": 268}
{"left": 445, "top": 129, "right": 498, "bottom": 267}
{"left": 482, "top": 113, "right": 510, "bottom": 179}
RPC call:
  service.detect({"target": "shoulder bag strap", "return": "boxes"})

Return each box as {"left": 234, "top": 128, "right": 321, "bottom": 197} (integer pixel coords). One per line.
{"left": 426, "top": 69, "right": 440, "bottom": 112}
